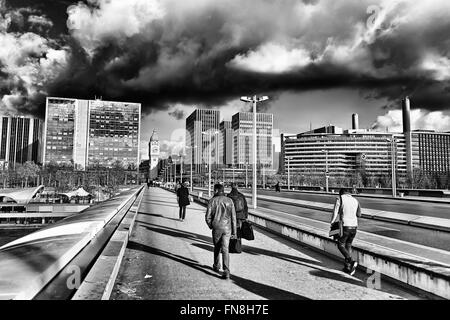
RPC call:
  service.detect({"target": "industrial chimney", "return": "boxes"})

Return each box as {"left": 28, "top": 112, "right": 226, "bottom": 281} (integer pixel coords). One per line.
{"left": 402, "top": 96, "right": 413, "bottom": 179}
{"left": 402, "top": 96, "right": 411, "bottom": 133}
{"left": 352, "top": 113, "right": 359, "bottom": 130}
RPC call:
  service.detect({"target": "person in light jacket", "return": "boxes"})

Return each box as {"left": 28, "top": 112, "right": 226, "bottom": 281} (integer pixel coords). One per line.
{"left": 330, "top": 188, "right": 362, "bottom": 276}
{"left": 205, "top": 183, "right": 237, "bottom": 279}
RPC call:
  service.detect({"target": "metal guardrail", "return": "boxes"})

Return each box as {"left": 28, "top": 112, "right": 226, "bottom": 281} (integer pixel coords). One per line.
{"left": 0, "top": 185, "right": 145, "bottom": 300}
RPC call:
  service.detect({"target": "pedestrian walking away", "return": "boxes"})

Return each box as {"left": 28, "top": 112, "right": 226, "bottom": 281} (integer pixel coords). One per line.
{"left": 330, "top": 188, "right": 362, "bottom": 275}
{"left": 227, "top": 182, "right": 248, "bottom": 234}
{"left": 205, "top": 183, "right": 237, "bottom": 279}
{"left": 275, "top": 182, "right": 281, "bottom": 192}
{"left": 177, "top": 181, "right": 190, "bottom": 221}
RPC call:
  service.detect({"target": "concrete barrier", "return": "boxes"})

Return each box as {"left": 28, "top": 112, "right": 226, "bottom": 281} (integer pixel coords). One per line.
{"left": 246, "top": 209, "right": 450, "bottom": 299}
{"left": 0, "top": 185, "right": 145, "bottom": 300}
{"left": 72, "top": 187, "right": 145, "bottom": 300}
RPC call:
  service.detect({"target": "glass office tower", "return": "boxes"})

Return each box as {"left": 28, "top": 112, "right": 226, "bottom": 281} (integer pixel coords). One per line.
{"left": 0, "top": 115, "right": 43, "bottom": 169}
{"left": 44, "top": 97, "right": 141, "bottom": 170}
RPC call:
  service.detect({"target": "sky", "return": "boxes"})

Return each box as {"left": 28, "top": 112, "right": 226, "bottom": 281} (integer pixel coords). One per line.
{"left": 1, "top": 0, "right": 450, "bottom": 159}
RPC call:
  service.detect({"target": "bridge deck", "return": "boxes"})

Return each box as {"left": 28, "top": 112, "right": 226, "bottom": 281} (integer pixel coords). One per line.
{"left": 111, "top": 187, "right": 422, "bottom": 300}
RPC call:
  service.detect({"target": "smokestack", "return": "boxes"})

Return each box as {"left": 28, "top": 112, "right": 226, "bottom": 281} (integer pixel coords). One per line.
{"left": 402, "top": 96, "right": 411, "bottom": 133}
{"left": 402, "top": 96, "right": 413, "bottom": 179}
{"left": 352, "top": 113, "right": 359, "bottom": 130}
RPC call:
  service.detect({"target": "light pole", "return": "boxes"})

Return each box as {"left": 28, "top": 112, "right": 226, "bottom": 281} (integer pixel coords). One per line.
{"left": 185, "top": 145, "right": 197, "bottom": 192}
{"left": 173, "top": 159, "right": 177, "bottom": 183}
{"left": 262, "top": 164, "right": 265, "bottom": 189}
{"left": 232, "top": 163, "right": 235, "bottom": 183}
{"left": 241, "top": 95, "right": 269, "bottom": 209}
{"left": 321, "top": 149, "right": 329, "bottom": 193}
{"left": 245, "top": 162, "right": 248, "bottom": 188}
{"left": 202, "top": 131, "right": 219, "bottom": 197}
{"left": 179, "top": 153, "right": 183, "bottom": 183}
{"left": 287, "top": 156, "right": 292, "bottom": 190}
{"left": 387, "top": 138, "right": 397, "bottom": 197}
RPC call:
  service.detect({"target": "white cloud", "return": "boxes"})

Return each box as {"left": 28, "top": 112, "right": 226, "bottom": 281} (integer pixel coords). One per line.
{"left": 67, "top": 0, "right": 165, "bottom": 56}
{"left": 373, "top": 109, "right": 450, "bottom": 132}
{"left": 0, "top": 29, "right": 69, "bottom": 113}
{"left": 229, "top": 42, "right": 313, "bottom": 73}
{"left": 421, "top": 53, "right": 450, "bottom": 81}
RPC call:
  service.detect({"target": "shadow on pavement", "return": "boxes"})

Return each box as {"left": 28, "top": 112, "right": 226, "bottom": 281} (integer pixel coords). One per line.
{"left": 308, "top": 269, "right": 363, "bottom": 287}
{"left": 127, "top": 240, "right": 221, "bottom": 278}
{"left": 126, "top": 240, "right": 309, "bottom": 300}
{"left": 139, "top": 221, "right": 396, "bottom": 292}
{"left": 139, "top": 213, "right": 181, "bottom": 222}
{"left": 229, "top": 274, "right": 310, "bottom": 300}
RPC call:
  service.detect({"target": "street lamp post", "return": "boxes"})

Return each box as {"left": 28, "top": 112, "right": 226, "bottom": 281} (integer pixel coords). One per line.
{"left": 287, "top": 157, "right": 291, "bottom": 190}
{"left": 202, "top": 131, "right": 219, "bottom": 197}
{"left": 241, "top": 95, "right": 269, "bottom": 209}
{"left": 321, "top": 149, "right": 329, "bottom": 193}
{"left": 245, "top": 162, "right": 248, "bottom": 188}
{"left": 180, "top": 152, "right": 183, "bottom": 184}
{"left": 387, "top": 138, "right": 397, "bottom": 197}
{"left": 185, "top": 145, "right": 197, "bottom": 192}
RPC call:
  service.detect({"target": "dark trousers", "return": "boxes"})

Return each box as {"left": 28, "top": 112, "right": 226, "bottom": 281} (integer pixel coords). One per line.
{"left": 212, "top": 230, "right": 231, "bottom": 273}
{"left": 337, "top": 227, "right": 357, "bottom": 269}
{"left": 236, "top": 218, "right": 245, "bottom": 238}
{"left": 179, "top": 206, "right": 186, "bottom": 219}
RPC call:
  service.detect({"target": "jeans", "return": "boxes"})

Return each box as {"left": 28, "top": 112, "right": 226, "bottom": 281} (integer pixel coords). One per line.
{"left": 179, "top": 206, "right": 186, "bottom": 219}
{"left": 212, "top": 230, "right": 231, "bottom": 273}
{"left": 337, "top": 227, "right": 357, "bottom": 269}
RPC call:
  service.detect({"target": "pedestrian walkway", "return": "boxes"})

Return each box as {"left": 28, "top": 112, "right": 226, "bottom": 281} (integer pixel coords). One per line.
{"left": 111, "top": 187, "right": 422, "bottom": 300}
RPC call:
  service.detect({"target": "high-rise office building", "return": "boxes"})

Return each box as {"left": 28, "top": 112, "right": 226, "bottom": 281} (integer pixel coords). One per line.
{"left": 186, "top": 109, "right": 220, "bottom": 173}
{"left": 0, "top": 115, "right": 43, "bottom": 169}
{"left": 219, "top": 120, "right": 233, "bottom": 166}
{"left": 43, "top": 97, "right": 141, "bottom": 170}
{"left": 232, "top": 112, "right": 273, "bottom": 169}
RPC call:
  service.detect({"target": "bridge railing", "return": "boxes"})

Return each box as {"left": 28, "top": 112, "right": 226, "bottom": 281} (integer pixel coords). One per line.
{"left": 0, "top": 185, "right": 145, "bottom": 300}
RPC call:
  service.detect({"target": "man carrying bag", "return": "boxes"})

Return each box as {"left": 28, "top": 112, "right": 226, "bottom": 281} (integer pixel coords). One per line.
{"left": 228, "top": 183, "right": 254, "bottom": 241}
{"left": 330, "top": 188, "right": 362, "bottom": 276}
{"left": 205, "top": 184, "right": 237, "bottom": 279}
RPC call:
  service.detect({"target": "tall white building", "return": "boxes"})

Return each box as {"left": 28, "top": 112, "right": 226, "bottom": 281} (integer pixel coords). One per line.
{"left": 185, "top": 109, "right": 220, "bottom": 173}
{"left": 43, "top": 97, "right": 141, "bottom": 170}
{"left": 232, "top": 112, "right": 273, "bottom": 169}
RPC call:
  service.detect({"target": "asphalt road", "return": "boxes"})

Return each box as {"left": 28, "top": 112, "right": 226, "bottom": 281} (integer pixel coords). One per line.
{"left": 254, "top": 189, "right": 450, "bottom": 219}
{"left": 192, "top": 187, "right": 450, "bottom": 251}
{"left": 256, "top": 199, "right": 450, "bottom": 251}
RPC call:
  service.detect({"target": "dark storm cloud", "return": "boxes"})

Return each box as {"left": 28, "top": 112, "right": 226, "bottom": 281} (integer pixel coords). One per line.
{"left": 2, "top": 0, "right": 450, "bottom": 118}
{"left": 168, "top": 108, "right": 185, "bottom": 120}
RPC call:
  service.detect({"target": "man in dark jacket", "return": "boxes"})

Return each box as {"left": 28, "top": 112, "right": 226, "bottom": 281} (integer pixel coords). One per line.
{"left": 227, "top": 183, "right": 248, "bottom": 231}
{"left": 177, "top": 181, "right": 190, "bottom": 221}
{"left": 205, "top": 183, "right": 237, "bottom": 279}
